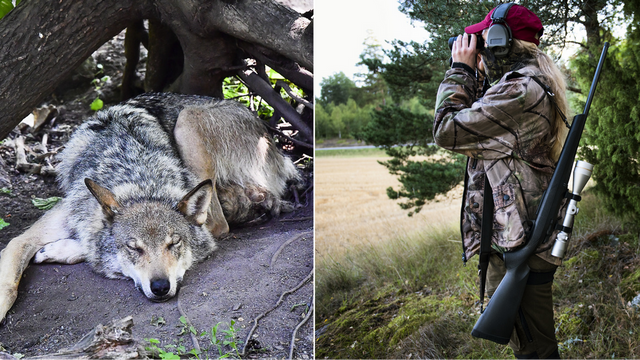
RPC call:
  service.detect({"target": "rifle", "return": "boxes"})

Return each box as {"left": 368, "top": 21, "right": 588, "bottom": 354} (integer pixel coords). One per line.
{"left": 471, "top": 42, "right": 610, "bottom": 344}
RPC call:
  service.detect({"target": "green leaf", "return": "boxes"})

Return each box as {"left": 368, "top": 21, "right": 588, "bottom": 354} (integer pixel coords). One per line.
{"left": 0, "top": 219, "right": 8, "bottom": 231}
{"left": 90, "top": 98, "right": 104, "bottom": 111}
{"left": 145, "top": 338, "right": 161, "bottom": 345}
{"left": 31, "top": 196, "right": 62, "bottom": 210}
{"left": 0, "top": 188, "right": 10, "bottom": 195}
{"left": 0, "top": 0, "right": 13, "bottom": 20}
{"left": 159, "top": 351, "right": 180, "bottom": 360}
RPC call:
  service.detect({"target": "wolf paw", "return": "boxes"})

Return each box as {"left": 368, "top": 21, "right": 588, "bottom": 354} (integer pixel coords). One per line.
{"left": 33, "top": 239, "right": 85, "bottom": 264}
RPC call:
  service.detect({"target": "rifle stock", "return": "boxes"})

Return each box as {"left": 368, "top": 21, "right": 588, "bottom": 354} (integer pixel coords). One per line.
{"left": 471, "top": 43, "right": 609, "bottom": 343}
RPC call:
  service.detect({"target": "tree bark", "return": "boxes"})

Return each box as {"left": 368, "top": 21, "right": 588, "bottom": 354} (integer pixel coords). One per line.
{"left": 0, "top": 0, "right": 148, "bottom": 140}
{"left": 0, "top": 0, "right": 313, "bottom": 141}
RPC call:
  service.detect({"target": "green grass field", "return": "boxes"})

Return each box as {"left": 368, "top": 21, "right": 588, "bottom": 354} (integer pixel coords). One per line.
{"left": 315, "top": 147, "right": 387, "bottom": 158}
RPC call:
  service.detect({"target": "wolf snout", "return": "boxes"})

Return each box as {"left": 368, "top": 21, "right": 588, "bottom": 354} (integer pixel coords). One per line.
{"left": 150, "top": 278, "right": 171, "bottom": 297}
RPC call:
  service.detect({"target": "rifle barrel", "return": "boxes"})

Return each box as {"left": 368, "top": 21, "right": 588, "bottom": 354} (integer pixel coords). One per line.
{"left": 583, "top": 42, "right": 610, "bottom": 116}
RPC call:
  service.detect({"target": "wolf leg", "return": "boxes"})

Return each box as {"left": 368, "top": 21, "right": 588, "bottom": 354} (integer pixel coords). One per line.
{"left": 33, "top": 239, "right": 86, "bottom": 264}
{"left": 0, "top": 205, "right": 69, "bottom": 322}
{"left": 174, "top": 107, "right": 229, "bottom": 237}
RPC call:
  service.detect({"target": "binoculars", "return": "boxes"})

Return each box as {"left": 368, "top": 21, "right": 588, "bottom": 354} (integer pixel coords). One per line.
{"left": 448, "top": 34, "right": 485, "bottom": 50}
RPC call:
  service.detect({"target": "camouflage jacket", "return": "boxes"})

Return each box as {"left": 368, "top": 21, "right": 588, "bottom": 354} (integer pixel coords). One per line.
{"left": 433, "top": 65, "right": 564, "bottom": 265}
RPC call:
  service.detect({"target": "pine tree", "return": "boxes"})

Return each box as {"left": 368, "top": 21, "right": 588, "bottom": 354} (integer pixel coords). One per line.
{"left": 577, "top": 21, "right": 640, "bottom": 218}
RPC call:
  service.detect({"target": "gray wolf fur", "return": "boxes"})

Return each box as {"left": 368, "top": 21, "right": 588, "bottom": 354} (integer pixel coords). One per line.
{"left": 0, "top": 93, "right": 300, "bottom": 320}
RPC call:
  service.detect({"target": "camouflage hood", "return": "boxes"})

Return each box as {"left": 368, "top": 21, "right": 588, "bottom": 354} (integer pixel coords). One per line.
{"left": 433, "top": 64, "right": 564, "bottom": 265}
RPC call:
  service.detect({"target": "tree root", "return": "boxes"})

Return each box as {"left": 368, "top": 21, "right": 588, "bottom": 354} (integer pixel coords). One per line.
{"left": 241, "top": 269, "right": 313, "bottom": 357}
{"left": 270, "top": 231, "right": 313, "bottom": 267}
{"left": 289, "top": 295, "right": 313, "bottom": 360}
{"left": 177, "top": 286, "right": 201, "bottom": 355}
{"left": 279, "top": 217, "right": 313, "bottom": 223}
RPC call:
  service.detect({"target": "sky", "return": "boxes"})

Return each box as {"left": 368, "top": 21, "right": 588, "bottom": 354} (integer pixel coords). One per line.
{"left": 314, "top": 0, "right": 430, "bottom": 96}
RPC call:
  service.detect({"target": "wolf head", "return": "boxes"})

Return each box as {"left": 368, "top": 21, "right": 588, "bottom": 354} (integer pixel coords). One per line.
{"left": 85, "top": 178, "right": 216, "bottom": 302}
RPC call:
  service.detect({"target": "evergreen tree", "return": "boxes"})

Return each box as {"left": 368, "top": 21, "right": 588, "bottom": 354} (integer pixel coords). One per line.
{"left": 359, "top": 104, "right": 466, "bottom": 216}
{"left": 577, "top": 23, "right": 640, "bottom": 218}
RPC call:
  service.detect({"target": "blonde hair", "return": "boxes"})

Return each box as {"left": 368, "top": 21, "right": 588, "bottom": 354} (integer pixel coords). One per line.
{"left": 512, "top": 39, "right": 569, "bottom": 161}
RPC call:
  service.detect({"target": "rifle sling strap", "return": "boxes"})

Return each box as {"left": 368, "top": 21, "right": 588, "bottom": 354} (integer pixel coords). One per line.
{"left": 478, "top": 175, "right": 494, "bottom": 312}
{"left": 507, "top": 72, "right": 570, "bottom": 130}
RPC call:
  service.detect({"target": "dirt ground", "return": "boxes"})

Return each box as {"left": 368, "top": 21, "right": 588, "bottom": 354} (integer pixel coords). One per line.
{"left": 0, "top": 27, "right": 313, "bottom": 359}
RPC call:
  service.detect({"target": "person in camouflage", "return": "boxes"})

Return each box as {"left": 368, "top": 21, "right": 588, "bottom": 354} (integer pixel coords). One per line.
{"left": 433, "top": 4, "right": 568, "bottom": 359}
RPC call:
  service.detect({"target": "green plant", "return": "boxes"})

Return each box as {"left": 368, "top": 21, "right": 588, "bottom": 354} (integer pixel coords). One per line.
{"left": 144, "top": 338, "right": 181, "bottom": 360}
{"left": 0, "top": 218, "right": 9, "bottom": 230}
{"left": 211, "top": 320, "right": 240, "bottom": 358}
{"left": 0, "top": 0, "right": 14, "bottom": 19}
{"left": 177, "top": 315, "right": 197, "bottom": 336}
{"left": 89, "top": 75, "right": 110, "bottom": 111}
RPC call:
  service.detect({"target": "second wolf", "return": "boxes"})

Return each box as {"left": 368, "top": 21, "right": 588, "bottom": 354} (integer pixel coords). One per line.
{"left": 0, "top": 93, "right": 301, "bottom": 321}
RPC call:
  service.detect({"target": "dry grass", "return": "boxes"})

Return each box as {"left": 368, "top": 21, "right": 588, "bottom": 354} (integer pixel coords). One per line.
{"left": 315, "top": 155, "right": 463, "bottom": 260}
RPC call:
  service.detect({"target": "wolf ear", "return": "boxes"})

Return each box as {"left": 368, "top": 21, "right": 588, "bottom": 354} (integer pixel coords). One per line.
{"left": 85, "top": 178, "right": 121, "bottom": 220}
{"left": 177, "top": 179, "right": 213, "bottom": 226}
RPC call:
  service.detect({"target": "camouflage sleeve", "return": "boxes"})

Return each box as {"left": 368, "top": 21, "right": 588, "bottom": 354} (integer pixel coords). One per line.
{"left": 433, "top": 68, "right": 548, "bottom": 160}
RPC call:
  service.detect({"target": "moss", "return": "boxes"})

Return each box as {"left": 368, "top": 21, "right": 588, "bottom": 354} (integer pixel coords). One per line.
{"left": 315, "top": 289, "right": 468, "bottom": 359}
{"left": 555, "top": 304, "right": 591, "bottom": 339}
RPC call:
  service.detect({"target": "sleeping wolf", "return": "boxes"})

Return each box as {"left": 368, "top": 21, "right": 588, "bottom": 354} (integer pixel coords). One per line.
{"left": 0, "top": 93, "right": 300, "bottom": 322}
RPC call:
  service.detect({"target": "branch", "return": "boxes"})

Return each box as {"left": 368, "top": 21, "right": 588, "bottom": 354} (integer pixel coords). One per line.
{"left": 198, "top": 0, "right": 313, "bottom": 71}
{"left": 265, "top": 123, "right": 313, "bottom": 150}
{"left": 237, "top": 41, "right": 313, "bottom": 95}
{"left": 237, "top": 69, "right": 312, "bottom": 141}
{"left": 567, "top": 86, "right": 582, "bottom": 94}
{"left": 276, "top": 80, "right": 313, "bottom": 109}
{"left": 565, "top": 39, "right": 588, "bottom": 49}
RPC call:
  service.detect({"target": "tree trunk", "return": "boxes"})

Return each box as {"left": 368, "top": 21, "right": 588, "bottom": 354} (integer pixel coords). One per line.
{"left": 0, "top": 0, "right": 313, "bottom": 141}
{"left": 0, "top": 0, "right": 148, "bottom": 140}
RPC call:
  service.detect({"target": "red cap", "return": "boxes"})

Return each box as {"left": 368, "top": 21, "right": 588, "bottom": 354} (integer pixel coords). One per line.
{"left": 464, "top": 5, "right": 543, "bottom": 46}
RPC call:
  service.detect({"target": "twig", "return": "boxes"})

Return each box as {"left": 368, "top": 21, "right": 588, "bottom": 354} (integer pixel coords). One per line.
{"left": 14, "top": 136, "right": 41, "bottom": 173}
{"left": 279, "top": 217, "right": 312, "bottom": 223}
{"left": 271, "top": 231, "right": 312, "bottom": 267}
{"left": 290, "top": 183, "right": 301, "bottom": 208}
{"left": 276, "top": 80, "right": 313, "bottom": 109}
{"left": 300, "top": 184, "right": 313, "bottom": 198}
{"left": 237, "top": 68, "right": 312, "bottom": 141}
{"left": 241, "top": 270, "right": 313, "bottom": 356}
{"left": 236, "top": 40, "right": 313, "bottom": 95}
{"left": 265, "top": 123, "right": 313, "bottom": 150}
{"left": 289, "top": 295, "right": 313, "bottom": 360}
{"left": 177, "top": 286, "right": 201, "bottom": 355}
